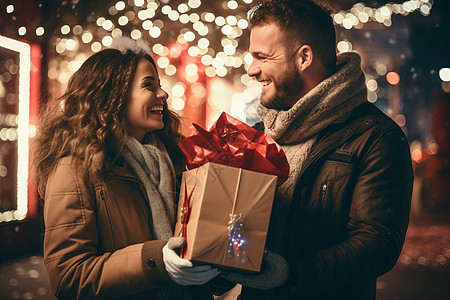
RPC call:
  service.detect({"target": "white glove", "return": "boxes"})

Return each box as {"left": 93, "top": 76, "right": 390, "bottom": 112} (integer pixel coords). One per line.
{"left": 162, "top": 237, "right": 221, "bottom": 286}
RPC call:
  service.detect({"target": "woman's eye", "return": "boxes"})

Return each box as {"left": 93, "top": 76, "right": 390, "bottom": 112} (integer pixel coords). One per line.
{"left": 143, "top": 83, "right": 154, "bottom": 89}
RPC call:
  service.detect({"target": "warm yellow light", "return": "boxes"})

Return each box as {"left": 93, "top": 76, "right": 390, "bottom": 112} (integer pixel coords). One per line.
{"left": 189, "top": 13, "right": 200, "bottom": 23}
{"left": 91, "top": 42, "right": 102, "bottom": 52}
{"left": 226, "top": 16, "right": 237, "bottom": 26}
{"left": 188, "top": 46, "right": 200, "bottom": 57}
{"left": 205, "top": 67, "right": 217, "bottom": 77}
{"left": 168, "top": 11, "right": 180, "bottom": 21}
{"left": 171, "top": 98, "right": 185, "bottom": 111}
{"left": 366, "top": 79, "right": 378, "bottom": 91}
{"left": 227, "top": 0, "right": 238, "bottom": 10}
{"left": 198, "top": 26, "right": 209, "bottom": 36}
{"left": 134, "top": 0, "right": 145, "bottom": 7}
{"left": 201, "top": 55, "right": 213, "bottom": 66}
{"left": 188, "top": 0, "right": 201, "bottom": 9}
{"left": 216, "top": 67, "right": 227, "bottom": 77}
{"left": 102, "top": 36, "right": 113, "bottom": 46}
{"left": 152, "top": 43, "right": 164, "bottom": 55}
{"left": 178, "top": 3, "right": 189, "bottom": 13}
{"left": 118, "top": 16, "right": 129, "bottom": 26}
{"left": 198, "top": 38, "right": 209, "bottom": 49}
{"left": 131, "top": 29, "right": 143, "bottom": 39}
{"left": 149, "top": 27, "right": 161, "bottom": 38}
{"left": 215, "top": 16, "right": 226, "bottom": 26}
{"left": 204, "top": 12, "right": 215, "bottom": 22}
{"left": 102, "top": 20, "right": 114, "bottom": 31}
{"left": 172, "top": 84, "right": 186, "bottom": 97}
{"left": 179, "top": 14, "right": 190, "bottom": 24}
{"left": 185, "top": 63, "right": 198, "bottom": 76}
{"left": 184, "top": 31, "right": 195, "bottom": 42}
{"left": 224, "top": 44, "right": 236, "bottom": 55}
{"left": 82, "top": 31, "right": 93, "bottom": 43}
{"left": 36, "top": 27, "right": 45, "bottom": 36}
{"left": 115, "top": 1, "right": 126, "bottom": 11}
{"left": 237, "top": 19, "right": 248, "bottom": 29}
{"left": 165, "top": 65, "right": 177, "bottom": 76}
{"left": 18, "top": 27, "right": 27, "bottom": 36}
{"left": 6, "top": 5, "right": 14, "bottom": 13}
{"left": 439, "top": 68, "right": 450, "bottom": 82}
{"left": 0, "top": 35, "right": 31, "bottom": 220}
{"left": 157, "top": 56, "right": 170, "bottom": 68}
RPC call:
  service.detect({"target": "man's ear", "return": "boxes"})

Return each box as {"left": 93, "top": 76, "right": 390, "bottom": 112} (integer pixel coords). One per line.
{"left": 295, "top": 45, "right": 313, "bottom": 72}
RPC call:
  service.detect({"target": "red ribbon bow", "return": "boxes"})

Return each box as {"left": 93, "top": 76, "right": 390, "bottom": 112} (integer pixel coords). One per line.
{"left": 179, "top": 112, "right": 289, "bottom": 186}
{"left": 178, "top": 182, "right": 195, "bottom": 258}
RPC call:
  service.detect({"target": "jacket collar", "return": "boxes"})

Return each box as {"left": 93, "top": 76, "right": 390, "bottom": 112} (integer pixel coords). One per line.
{"left": 303, "top": 103, "right": 378, "bottom": 171}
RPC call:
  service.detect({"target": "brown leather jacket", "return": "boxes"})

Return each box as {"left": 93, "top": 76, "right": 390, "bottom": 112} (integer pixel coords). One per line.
{"left": 243, "top": 103, "right": 414, "bottom": 299}
{"left": 43, "top": 156, "right": 214, "bottom": 299}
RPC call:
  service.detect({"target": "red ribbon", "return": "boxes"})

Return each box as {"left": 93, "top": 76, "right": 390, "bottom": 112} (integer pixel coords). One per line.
{"left": 179, "top": 112, "right": 289, "bottom": 186}
{"left": 178, "top": 181, "right": 195, "bottom": 258}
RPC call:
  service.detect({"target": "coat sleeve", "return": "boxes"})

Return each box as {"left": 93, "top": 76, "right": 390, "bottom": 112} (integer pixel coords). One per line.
{"left": 293, "top": 128, "right": 413, "bottom": 292}
{"left": 43, "top": 159, "right": 172, "bottom": 299}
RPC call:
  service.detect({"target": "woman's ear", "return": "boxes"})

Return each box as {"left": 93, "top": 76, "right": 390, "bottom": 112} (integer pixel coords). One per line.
{"left": 295, "top": 45, "right": 313, "bottom": 73}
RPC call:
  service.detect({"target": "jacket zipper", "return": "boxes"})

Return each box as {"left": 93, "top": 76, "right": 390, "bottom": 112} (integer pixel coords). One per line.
{"left": 320, "top": 182, "right": 327, "bottom": 203}
{"left": 100, "top": 189, "right": 105, "bottom": 201}
{"left": 98, "top": 188, "right": 116, "bottom": 248}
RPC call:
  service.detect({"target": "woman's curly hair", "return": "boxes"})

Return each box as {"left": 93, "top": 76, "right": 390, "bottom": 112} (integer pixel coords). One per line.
{"left": 34, "top": 48, "right": 184, "bottom": 197}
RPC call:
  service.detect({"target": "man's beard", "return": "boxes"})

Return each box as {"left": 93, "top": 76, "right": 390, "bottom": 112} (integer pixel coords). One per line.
{"left": 261, "top": 61, "right": 304, "bottom": 111}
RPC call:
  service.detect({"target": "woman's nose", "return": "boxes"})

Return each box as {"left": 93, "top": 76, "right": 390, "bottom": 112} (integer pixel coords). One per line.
{"left": 157, "top": 87, "right": 169, "bottom": 102}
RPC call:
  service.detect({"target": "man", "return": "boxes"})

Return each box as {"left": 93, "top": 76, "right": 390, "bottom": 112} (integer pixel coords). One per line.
{"left": 221, "top": 0, "right": 413, "bottom": 299}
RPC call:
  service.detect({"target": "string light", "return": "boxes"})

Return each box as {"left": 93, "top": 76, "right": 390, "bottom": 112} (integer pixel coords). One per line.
{"left": 1, "top": 0, "right": 439, "bottom": 124}
{"left": 333, "top": 0, "right": 433, "bottom": 29}
{"left": 439, "top": 68, "right": 450, "bottom": 82}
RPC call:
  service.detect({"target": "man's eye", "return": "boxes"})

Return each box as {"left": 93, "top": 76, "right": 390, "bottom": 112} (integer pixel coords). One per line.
{"left": 255, "top": 56, "right": 267, "bottom": 62}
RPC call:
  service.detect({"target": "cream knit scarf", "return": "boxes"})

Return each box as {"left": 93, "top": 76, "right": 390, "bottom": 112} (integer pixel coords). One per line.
{"left": 257, "top": 52, "right": 367, "bottom": 250}
{"left": 122, "top": 133, "right": 176, "bottom": 240}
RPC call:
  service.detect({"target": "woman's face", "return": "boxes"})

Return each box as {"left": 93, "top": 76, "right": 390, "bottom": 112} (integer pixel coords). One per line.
{"left": 126, "top": 58, "right": 168, "bottom": 141}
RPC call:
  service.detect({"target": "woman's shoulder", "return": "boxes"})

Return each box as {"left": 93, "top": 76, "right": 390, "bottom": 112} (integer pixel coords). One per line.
{"left": 54, "top": 156, "right": 88, "bottom": 175}
{"left": 48, "top": 156, "right": 90, "bottom": 189}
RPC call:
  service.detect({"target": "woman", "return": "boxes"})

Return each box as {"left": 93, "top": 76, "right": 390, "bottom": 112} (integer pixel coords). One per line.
{"left": 34, "top": 37, "right": 220, "bottom": 299}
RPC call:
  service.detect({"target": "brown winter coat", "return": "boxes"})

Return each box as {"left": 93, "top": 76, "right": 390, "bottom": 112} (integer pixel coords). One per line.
{"left": 43, "top": 156, "right": 215, "bottom": 299}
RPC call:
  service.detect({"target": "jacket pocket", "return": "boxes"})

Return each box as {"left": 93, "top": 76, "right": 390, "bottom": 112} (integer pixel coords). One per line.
{"left": 313, "top": 149, "right": 356, "bottom": 219}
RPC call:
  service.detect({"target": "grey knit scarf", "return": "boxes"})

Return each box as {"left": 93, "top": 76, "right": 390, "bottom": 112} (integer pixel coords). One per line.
{"left": 257, "top": 52, "right": 367, "bottom": 251}
{"left": 122, "top": 133, "right": 176, "bottom": 240}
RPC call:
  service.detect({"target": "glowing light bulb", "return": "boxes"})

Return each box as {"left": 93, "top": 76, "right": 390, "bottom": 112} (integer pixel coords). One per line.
{"left": 439, "top": 68, "right": 450, "bottom": 82}
{"left": 386, "top": 72, "right": 400, "bottom": 85}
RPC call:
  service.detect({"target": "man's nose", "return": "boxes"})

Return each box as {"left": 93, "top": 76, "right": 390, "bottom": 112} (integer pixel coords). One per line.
{"left": 247, "top": 61, "right": 261, "bottom": 77}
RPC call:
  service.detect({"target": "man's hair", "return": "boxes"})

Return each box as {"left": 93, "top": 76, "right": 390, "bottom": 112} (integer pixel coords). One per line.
{"left": 249, "top": 0, "right": 337, "bottom": 72}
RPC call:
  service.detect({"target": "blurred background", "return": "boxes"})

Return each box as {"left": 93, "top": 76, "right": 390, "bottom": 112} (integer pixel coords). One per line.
{"left": 0, "top": 0, "right": 449, "bottom": 299}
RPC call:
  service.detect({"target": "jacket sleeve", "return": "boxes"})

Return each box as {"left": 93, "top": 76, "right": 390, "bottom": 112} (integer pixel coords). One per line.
{"left": 293, "top": 128, "right": 413, "bottom": 292}
{"left": 43, "top": 159, "right": 172, "bottom": 299}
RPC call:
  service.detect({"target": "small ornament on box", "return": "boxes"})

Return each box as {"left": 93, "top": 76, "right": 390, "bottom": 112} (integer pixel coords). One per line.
{"left": 227, "top": 213, "right": 248, "bottom": 265}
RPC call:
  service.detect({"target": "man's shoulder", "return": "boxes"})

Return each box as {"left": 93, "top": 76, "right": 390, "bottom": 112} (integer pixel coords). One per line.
{"left": 355, "top": 102, "right": 404, "bottom": 133}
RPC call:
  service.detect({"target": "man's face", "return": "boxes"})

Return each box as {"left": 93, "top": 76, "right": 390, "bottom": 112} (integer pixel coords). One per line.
{"left": 248, "top": 23, "right": 305, "bottom": 111}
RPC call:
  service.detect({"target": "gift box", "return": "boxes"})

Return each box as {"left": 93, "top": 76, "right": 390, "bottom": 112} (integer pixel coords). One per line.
{"left": 174, "top": 162, "right": 277, "bottom": 272}
{"left": 174, "top": 112, "right": 289, "bottom": 272}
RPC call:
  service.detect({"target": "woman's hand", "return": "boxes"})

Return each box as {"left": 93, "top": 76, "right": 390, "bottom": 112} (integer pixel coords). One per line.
{"left": 162, "top": 237, "right": 221, "bottom": 286}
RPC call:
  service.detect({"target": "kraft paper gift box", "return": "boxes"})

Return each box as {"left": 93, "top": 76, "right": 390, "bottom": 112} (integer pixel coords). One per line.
{"left": 174, "top": 162, "right": 277, "bottom": 272}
